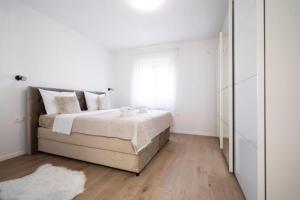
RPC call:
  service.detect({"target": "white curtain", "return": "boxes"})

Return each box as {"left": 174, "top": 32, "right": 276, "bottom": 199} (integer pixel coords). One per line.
{"left": 131, "top": 50, "right": 176, "bottom": 110}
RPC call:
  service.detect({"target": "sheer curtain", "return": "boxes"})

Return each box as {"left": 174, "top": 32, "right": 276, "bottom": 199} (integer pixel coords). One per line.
{"left": 131, "top": 50, "right": 177, "bottom": 110}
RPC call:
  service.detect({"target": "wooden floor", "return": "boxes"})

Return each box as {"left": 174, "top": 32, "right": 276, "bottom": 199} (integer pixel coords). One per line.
{"left": 0, "top": 134, "right": 245, "bottom": 200}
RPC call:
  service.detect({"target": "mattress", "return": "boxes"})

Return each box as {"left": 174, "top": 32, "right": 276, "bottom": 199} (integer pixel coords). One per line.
{"left": 39, "top": 114, "right": 170, "bottom": 155}
{"left": 38, "top": 127, "right": 136, "bottom": 154}
{"left": 39, "top": 110, "right": 172, "bottom": 152}
{"left": 37, "top": 123, "right": 170, "bottom": 172}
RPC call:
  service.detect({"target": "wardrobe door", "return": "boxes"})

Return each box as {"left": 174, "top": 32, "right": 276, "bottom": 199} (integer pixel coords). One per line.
{"left": 218, "top": 0, "right": 234, "bottom": 172}
{"left": 218, "top": 32, "right": 224, "bottom": 151}
{"left": 265, "top": 0, "right": 300, "bottom": 199}
{"left": 234, "top": 0, "right": 258, "bottom": 199}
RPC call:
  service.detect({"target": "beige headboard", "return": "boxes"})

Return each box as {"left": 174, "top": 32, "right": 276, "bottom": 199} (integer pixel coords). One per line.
{"left": 26, "top": 86, "right": 105, "bottom": 155}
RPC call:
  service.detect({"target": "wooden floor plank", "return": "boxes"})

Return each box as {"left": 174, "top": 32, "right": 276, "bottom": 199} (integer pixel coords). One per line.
{"left": 0, "top": 134, "right": 245, "bottom": 200}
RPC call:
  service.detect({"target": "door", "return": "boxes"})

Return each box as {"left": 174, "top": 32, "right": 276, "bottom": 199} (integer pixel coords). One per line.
{"left": 234, "top": 0, "right": 258, "bottom": 199}
{"left": 218, "top": 0, "right": 234, "bottom": 172}
{"left": 265, "top": 0, "right": 300, "bottom": 199}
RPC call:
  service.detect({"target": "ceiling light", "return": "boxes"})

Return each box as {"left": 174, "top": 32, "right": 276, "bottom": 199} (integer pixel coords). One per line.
{"left": 129, "top": 0, "right": 164, "bottom": 12}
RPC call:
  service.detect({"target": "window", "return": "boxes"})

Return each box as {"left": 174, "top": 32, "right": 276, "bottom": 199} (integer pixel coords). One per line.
{"left": 131, "top": 51, "right": 176, "bottom": 110}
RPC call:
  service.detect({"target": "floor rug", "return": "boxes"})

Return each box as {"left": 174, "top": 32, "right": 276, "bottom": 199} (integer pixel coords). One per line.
{"left": 0, "top": 164, "right": 86, "bottom": 200}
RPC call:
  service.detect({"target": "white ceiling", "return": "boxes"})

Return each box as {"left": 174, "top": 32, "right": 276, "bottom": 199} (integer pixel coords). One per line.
{"left": 21, "top": 0, "right": 227, "bottom": 50}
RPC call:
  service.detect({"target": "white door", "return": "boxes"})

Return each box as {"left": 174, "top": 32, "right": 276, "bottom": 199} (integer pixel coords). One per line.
{"left": 265, "top": 0, "right": 300, "bottom": 199}
{"left": 218, "top": 0, "right": 234, "bottom": 172}
{"left": 234, "top": 0, "right": 258, "bottom": 199}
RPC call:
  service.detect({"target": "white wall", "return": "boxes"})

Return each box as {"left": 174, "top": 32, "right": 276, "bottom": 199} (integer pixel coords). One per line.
{"left": 234, "top": 0, "right": 258, "bottom": 199}
{"left": 266, "top": 0, "right": 300, "bottom": 199}
{"left": 111, "top": 39, "right": 218, "bottom": 136}
{"left": 0, "top": 0, "right": 112, "bottom": 161}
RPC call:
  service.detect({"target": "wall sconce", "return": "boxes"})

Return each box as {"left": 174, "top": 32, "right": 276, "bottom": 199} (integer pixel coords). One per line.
{"left": 15, "top": 75, "right": 27, "bottom": 81}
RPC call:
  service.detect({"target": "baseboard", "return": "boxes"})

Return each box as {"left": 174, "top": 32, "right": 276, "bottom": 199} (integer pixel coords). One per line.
{"left": 0, "top": 150, "right": 26, "bottom": 162}
{"left": 171, "top": 129, "right": 217, "bottom": 137}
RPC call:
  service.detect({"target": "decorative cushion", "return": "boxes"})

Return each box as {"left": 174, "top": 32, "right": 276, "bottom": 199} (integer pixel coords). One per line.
{"left": 55, "top": 96, "right": 81, "bottom": 114}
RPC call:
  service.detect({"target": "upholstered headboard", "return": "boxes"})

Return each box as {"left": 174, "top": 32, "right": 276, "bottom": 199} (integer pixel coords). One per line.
{"left": 26, "top": 86, "right": 105, "bottom": 155}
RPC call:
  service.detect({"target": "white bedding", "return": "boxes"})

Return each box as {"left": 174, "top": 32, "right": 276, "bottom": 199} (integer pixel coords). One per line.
{"left": 52, "top": 109, "right": 172, "bottom": 152}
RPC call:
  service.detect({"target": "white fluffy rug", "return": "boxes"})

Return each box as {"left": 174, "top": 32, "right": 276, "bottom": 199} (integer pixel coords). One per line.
{"left": 0, "top": 164, "right": 86, "bottom": 200}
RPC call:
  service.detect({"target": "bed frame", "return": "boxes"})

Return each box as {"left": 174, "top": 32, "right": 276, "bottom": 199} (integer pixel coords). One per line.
{"left": 26, "top": 86, "right": 170, "bottom": 175}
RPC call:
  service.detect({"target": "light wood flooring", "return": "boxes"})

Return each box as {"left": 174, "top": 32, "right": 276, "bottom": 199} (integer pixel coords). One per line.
{"left": 0, "top": 134, "right": 245, "bottom": 200}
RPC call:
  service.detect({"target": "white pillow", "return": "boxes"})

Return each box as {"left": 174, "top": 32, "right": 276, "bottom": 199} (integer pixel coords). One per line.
{"left": 98, "top": 95, "right": 110, "bottom": 110}
{"left": 39, "top": 89, "right": 77, "bottom": 114}
{"left": 84, "top": 91, "right": 109, "bottom": 110}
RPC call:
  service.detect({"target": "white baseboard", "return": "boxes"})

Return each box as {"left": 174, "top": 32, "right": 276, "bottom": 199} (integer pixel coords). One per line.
{"left": 0, "top": 150, "right": 26, "bottom": 162}
{"left": 171, "top": 129, "right": 217, "bottom": 137}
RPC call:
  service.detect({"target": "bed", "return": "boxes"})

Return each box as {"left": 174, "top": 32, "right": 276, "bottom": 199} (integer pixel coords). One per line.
{"left": 26, "top": 87, "right": 171, "bottom": 175}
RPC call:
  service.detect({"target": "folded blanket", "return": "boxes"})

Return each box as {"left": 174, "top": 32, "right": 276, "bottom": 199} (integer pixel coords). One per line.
{"left": 52, "top": 110, "right": 113, "bottom": 134}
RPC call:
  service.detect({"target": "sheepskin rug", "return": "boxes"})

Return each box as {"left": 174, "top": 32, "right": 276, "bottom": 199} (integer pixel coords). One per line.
{"left": 0, "top": 164, "right": 86, "bottom": 200}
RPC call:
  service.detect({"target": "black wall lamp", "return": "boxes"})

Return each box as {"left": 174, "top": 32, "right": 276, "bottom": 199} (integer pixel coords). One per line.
{"left": 15, "top": 75, "right": 27, "bottom": 81}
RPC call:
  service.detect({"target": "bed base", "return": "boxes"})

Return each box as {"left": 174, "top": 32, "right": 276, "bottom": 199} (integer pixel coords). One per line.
{"left": 38, "top": 128, "right": 170, "bottom": 174}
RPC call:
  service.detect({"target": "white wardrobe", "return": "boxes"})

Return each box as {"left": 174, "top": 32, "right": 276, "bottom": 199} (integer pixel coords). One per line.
{"left": 219, "top": 0, "right": 300, "bottom": 199}
{"left": 234, "top": 0, "right": 258, "bottom": 199}
{"left": 265, "top": 0, "right": 300, "bottom": 199}
{"left": 218, "top": 1, "right": 258, "bottom": 199}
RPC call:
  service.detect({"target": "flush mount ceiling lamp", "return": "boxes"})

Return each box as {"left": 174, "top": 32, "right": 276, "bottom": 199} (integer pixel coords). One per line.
{"left": 129, "top": 0, "right": 165, "bottom": 12}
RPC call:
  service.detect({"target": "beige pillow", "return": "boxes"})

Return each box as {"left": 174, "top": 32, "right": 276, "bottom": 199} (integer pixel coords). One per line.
{"left": 55, "top": 96, "right": 81, "bottom": 114}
